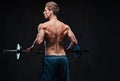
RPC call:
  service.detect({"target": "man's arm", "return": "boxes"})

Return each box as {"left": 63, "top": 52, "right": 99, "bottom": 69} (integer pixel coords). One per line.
{"left": 27, "top": 24, "right": 45, "bottom": 53}
{"left": 66, "top": 26, "right": 78, "bottom": 51}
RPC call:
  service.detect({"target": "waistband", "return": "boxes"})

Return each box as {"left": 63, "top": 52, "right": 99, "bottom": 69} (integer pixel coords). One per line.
{"left": 45, "top": 54, "right": 66, "bottom": 57}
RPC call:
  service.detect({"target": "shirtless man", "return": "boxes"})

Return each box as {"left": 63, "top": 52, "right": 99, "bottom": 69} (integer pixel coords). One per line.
{"left": 27, "top": 1, "right": 78, "bottom": 81}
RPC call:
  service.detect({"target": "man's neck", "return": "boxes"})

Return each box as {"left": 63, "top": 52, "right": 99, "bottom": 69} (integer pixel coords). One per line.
{"left": 49, "top": 15, "right": 57, "bottom": 21}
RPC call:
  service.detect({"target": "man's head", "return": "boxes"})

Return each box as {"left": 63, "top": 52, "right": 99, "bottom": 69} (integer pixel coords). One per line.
{"left": 43, "top": 1, "right": 59, "bottom": 19}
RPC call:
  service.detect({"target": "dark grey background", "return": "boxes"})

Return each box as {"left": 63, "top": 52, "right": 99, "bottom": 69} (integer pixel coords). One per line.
{"left": 1, "top": 0, "right": 120, "bottom": 81}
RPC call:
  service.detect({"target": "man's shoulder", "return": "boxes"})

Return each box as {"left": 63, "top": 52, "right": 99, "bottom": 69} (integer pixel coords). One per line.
{"left": 63, "top": 23, "right": 70, "bottom": 29}
{"left": 38, "top": 22, "right": 49, "bottom": 29}
{"left": 58, "top": 20, "right": 70, "bottom": 28}
{"left": 38, "top": 21, "right": 48, "bottom": 26}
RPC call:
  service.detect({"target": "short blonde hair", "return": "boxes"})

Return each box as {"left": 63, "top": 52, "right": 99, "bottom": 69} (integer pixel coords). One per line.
{"left": 45, "top": 1, "right": 59, "bottom": 16}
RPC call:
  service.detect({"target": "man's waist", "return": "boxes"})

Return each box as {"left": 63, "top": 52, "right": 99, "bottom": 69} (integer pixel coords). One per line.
{"left": 45, "top": 53, "right": 66, "bottom": 56}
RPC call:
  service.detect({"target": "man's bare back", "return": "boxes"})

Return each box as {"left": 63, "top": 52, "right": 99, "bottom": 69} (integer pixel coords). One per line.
{"left": 27, "top": 2, "right": 78, "bottom": 56}
{"left": 39, "top": 20, "right": 69, "bottom": 55}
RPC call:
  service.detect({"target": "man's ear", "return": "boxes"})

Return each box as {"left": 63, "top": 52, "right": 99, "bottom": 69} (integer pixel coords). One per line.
{"left": 50, "top": 10, "right": 53, "bottom": 15}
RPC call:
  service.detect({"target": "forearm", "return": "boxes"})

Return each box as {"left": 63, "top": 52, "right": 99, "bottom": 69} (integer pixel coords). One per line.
{"left": 27, "top": 24, "right": 44, "bottom": 53}
{"left": 31, "top": 39, "right": 42, "bottom": 49}
{"left": 31, "top": 40, "right": 38, "bottom": 49}
{"left": 26, "top": 39, "right": 39, "bottom": 53}
{"left": 66, "top": 42, "right": 77, "bottom": 51}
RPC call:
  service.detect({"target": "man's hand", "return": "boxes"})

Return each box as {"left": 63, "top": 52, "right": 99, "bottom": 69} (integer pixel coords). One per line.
{"left": 26, "top": 47, "right": 34, "bottom": 54}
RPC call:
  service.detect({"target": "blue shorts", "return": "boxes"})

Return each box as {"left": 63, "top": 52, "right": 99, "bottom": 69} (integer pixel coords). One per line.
{"left": 41, "top": 55, "right": 70, "bottom": 81}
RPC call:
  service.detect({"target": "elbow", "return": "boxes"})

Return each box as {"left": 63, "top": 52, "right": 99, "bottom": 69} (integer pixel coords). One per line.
{"left": 73, "top": 40, "right": 78, "bottom": 45}
{"left": 36, "top": 39, "right": 43, "bottom": 45}
{"left": 75, "top": 40, "right": 78, "bottom": 45}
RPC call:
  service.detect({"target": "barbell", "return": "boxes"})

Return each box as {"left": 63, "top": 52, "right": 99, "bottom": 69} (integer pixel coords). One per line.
{"left": 3, "top": 43, "right": 88, "bottom": 60}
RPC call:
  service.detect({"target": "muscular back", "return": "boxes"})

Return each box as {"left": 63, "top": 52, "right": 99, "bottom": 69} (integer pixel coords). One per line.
{"left": 42, "top": 20, "right": 68, "bottom": 55}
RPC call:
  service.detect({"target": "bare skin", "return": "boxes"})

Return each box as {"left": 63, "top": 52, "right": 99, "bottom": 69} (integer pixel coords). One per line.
{"left": 27, "top": 7, "right": 78, "bottom": 56}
